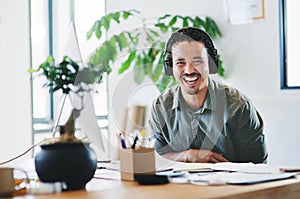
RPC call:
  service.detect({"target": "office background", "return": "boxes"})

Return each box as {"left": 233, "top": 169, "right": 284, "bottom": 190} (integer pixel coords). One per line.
{"left": 1, "top": 0, "right": 299, "bottom": 166}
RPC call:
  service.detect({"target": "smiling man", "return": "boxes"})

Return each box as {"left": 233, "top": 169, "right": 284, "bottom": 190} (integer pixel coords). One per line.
{"left": 149, "top": 27, "right": 268, "bottom": 163}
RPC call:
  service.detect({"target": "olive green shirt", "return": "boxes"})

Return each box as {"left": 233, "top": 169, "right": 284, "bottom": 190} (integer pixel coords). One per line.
{"left": 149, "top": 78, "right": 268, "bottom": 163}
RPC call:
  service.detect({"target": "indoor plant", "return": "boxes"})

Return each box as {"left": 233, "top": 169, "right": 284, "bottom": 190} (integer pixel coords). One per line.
{"left": 86, "top": 10, "right": 224, "bottom": 92}
{"left": 29, "top": 55, "right": 110, "bottom": 190}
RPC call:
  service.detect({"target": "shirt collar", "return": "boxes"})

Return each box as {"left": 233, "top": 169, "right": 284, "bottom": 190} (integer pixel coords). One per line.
{"left": 172, "top": 85, "right": 181, "bottom": 110}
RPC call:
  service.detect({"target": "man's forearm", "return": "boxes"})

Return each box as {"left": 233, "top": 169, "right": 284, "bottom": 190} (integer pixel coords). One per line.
{"left": 162, "top": 151, "right": 188, "bottom": 162}
{"left": 161, "top": 149, "right": 229, "bottom": 163}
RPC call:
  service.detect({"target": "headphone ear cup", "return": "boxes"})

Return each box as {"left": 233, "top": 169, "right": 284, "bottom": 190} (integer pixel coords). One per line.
{"left": 163, "top": 53, "right": 173, "bottom": 76}
{"left": 208, "top": 48, "right": 218, "bottom": 74}
{"left": 163, "top": 58, "right": 173, "bottom": 76}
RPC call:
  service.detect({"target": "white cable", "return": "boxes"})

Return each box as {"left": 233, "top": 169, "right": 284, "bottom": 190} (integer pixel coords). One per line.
{"left": 0, "top": 139, "right": 47, "bottom": 165}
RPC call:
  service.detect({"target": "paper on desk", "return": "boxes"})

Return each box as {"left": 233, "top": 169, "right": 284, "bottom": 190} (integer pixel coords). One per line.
{"left": 97, "top": 161, "right": 120, "bottom": 171}
{"left": 188, "top": 172, "right": 297, "bottom": 185}
{"left": 155, "top": 152, "right": 284, "bottom": 174}
{"left": 155, "top": 152, "right": 212, "bottom": 171}
{"left": 94, "top": 169, "right": 121, "bottom": 180}
{"left": 210, "top": 162, "right": 281, "bottom": 174}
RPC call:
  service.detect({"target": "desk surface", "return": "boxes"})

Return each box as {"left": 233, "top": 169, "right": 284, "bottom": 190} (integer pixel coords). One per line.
{"left": 7, "top": 159, "right": 300, "bottom": 199}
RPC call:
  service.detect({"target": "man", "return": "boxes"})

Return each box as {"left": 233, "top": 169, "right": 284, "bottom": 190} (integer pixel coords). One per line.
{"left": 149, "top": 27, "right": 268, "bottom": 163}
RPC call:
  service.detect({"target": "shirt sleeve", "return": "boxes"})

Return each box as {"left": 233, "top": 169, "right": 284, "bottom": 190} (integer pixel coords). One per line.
{"left": 228, "top": 99, "right": 268, "bottom": 163}
{"left": 148, "top": 99, "right": 173, "bottom": 155}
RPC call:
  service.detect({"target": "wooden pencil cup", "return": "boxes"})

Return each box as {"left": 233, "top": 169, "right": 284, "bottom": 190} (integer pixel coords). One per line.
{"left": 119, "top": 147, "right": 155, "bottom": 181}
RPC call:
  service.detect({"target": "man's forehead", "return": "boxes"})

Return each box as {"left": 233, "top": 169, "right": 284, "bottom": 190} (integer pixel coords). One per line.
{"left": 172, "top": 41, "right": 207, "bottom": 57}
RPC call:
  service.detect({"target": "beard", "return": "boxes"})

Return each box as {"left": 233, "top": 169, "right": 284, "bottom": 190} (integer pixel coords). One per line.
{"left": 180, "top": 72, "right": 201, "bottom": 95}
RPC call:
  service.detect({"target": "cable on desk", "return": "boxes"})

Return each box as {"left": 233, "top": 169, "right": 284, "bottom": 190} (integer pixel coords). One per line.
{"left": 0, "top": 139, "right": 46, "bottom": 165}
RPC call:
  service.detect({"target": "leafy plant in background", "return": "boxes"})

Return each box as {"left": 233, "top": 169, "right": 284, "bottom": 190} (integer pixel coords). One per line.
{"left": 29, "top": 55, "right": 109, "bottom": 94}
{"left": 28, "top": 55, "right": 111, "bottom": 142}
{"left": 87, "top": 10, "right": 224, "bottom": 92}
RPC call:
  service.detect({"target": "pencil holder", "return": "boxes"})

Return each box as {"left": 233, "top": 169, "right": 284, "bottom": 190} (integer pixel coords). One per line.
{"left": 119, "top": 147, "right": 155, "bottom": 181}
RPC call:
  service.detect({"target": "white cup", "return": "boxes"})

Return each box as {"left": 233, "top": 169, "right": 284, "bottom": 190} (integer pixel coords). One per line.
{"left": 0, "top": 167, "right": 28, "bottom": 197}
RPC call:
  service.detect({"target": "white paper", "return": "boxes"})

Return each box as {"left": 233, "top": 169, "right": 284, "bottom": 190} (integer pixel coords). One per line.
{"left": 225, "top": 0, "right": 265, "bottom": 25}
{"left": 188, "top": 172, "right": 296, "bottom": 185}
{"left": 210, "top": 162, "right": 281, "bottom": 174}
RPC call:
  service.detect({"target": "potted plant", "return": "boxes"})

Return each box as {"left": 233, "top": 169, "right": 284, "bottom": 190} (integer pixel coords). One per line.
{"left": 86, "top": 10, "right": 224, "bottom": 92}
{"left": 29, "top": 55, "right": 110, "bottom": 190}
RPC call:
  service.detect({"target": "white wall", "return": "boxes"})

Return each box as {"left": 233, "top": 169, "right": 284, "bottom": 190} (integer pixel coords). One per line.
{"left": 106, "top": 0, "right": 300, "bottom": 166}
{"left": 0, "top": 0, "right": 32, "bottom": 162}
{"left": 1, "top": 0, "right": 299, "bottom": 167}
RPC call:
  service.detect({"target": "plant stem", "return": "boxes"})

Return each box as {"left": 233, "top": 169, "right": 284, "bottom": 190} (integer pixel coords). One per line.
{"left": 51, "top": 94, "right": 68, "bottom": 138}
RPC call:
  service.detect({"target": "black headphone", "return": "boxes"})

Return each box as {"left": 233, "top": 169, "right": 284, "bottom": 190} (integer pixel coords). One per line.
{"left": 163, "top": 27, "right": 218, "bottom": 76}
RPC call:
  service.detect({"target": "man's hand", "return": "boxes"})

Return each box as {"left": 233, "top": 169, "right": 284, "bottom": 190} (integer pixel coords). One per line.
{"left": 185, "top": 149, "right": 229, "bottom": 163}
{"left": 162, "top": 149, "right": 229, "bottom": 163}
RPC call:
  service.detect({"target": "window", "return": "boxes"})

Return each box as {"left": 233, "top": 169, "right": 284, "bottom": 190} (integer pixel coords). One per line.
{"left": 279, "top": 0, "right": 300, "bottom": 89}
{"left": 30, "top": 0, "right": 108, "bottom": 145}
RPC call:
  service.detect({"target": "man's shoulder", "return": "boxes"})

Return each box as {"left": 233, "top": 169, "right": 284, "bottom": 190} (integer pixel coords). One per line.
{"left": 226, "top": 86, "right": 250, "bottom": 104}
{"left": 211, "top": 79, "right": 251, "bottom": 106}
{"left": 153, "top": 85, "right": 179, "bottom": 106}
{"left": 220, "top": 84, "right": 253, "bottom": 110}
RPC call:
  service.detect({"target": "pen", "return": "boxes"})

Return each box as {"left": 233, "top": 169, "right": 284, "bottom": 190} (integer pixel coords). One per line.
{"left": 120, "top": 135, "right": 127, "bottom": 149}
{"left": 279, "top": 168, "right": 300, "bottom": 172}
{"left": 156, "top": 168, "right": 173, "bottom": 173}
{"left": 131, "top": 136, "right": 138, "bottom": 149}
{"left": 97, "top": 166, "right": 119, "bottom": 171}
{"left": 147, "top": 134, "right": 157, "bottom": 148}
{"left": 118, "top": 132, "right": 127, "bottom": 148}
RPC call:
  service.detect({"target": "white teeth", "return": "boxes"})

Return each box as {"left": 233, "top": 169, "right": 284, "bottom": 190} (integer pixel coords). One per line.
{"left": 184, "top": 76, "right": 198, "bottom": 81}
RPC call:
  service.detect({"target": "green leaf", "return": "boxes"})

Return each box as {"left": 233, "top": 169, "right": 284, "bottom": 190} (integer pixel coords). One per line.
{"left": 185, "top": 16, "right": 193, "bottom": 25}
{"left": 171, "top": 27, "right": 179, "bottom": 32}
{"left": 182, "top": 17, "right": 189, "bottom": 27}
{"left": 112, "top": 12, "right": 120, "bottom": 23}
{"left": 134, "top": 55, "right": 145, "bottom": 84}
{"left": 156, "top": 75, "right": 170, "bottom": 92}
{"left": 155, "top": 23, "right": 168, "bottom": 33}
{"left": 118, "top": 51, "right": 136, "bottom": 73}
{"left": 46, "top": 55, "right": 54, "bottom": 63}
{"left": 151, "top": 64, "right": 163, "bottom": 82}
{"left": 107, "top": 39, "right": 117, "bottom": 61}
{"left": 95, "top": 21, "right": 103, "bottom": 39}
{"left": 149, "top": 30, "right": 160, "bottom": 37}
{"left": 145, "top": 62, "right": 153, "bottom": 77}
{"left": 86, "top": 22, "right": 96, "bottom": 40}
{"left": 217, "top": 54, "right": 225, "bottom": 77}
{"left": 123, "top": 11, "right": 130, "bottom": 19}
{"left": 96, "top": 29, "right": 102, "bottom": 39}
{"left": 151, "top": 51, "right": 164, "bottom": 82}
{"left": 194, "top": 16, "right": 205, "bottom": 28}
{"left": 28, "top": 68, "right": 37, "bottom": 73}
{"left": 158, "top": 14, "right": 171, "bottom": 22}
{"left": 103, "top": 17, "right": 110, "bottom": 30}
{"left": 168, "top": 16, "right": 177, "bottom": 26}
{"left": 208, "top": 17, "right": 222, "bottom": 38}
{"left": 114, "top": 33, "right": 129, "bottom": 51}
{"left": 87, "top": 10, "right": 138, "bottom": 40}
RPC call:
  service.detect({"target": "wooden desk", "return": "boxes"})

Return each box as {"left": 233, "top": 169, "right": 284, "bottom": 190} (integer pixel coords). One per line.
{"left": 7, "top": 159, "right": 300, "bottom": 199}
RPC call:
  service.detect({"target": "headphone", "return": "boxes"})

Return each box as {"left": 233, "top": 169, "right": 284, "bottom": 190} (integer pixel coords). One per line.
{"left": 163, "top": 27, "right": 219, "bottom": 76}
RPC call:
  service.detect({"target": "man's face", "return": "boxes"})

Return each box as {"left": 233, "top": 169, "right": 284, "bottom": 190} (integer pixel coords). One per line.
{"left": 172, "top": 41, "right": 209, "bottom": 95}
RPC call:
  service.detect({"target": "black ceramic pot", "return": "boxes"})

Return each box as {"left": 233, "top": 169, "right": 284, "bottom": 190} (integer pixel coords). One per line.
{"left": 34, "top": 142, "right": 97, "bottom": 190}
